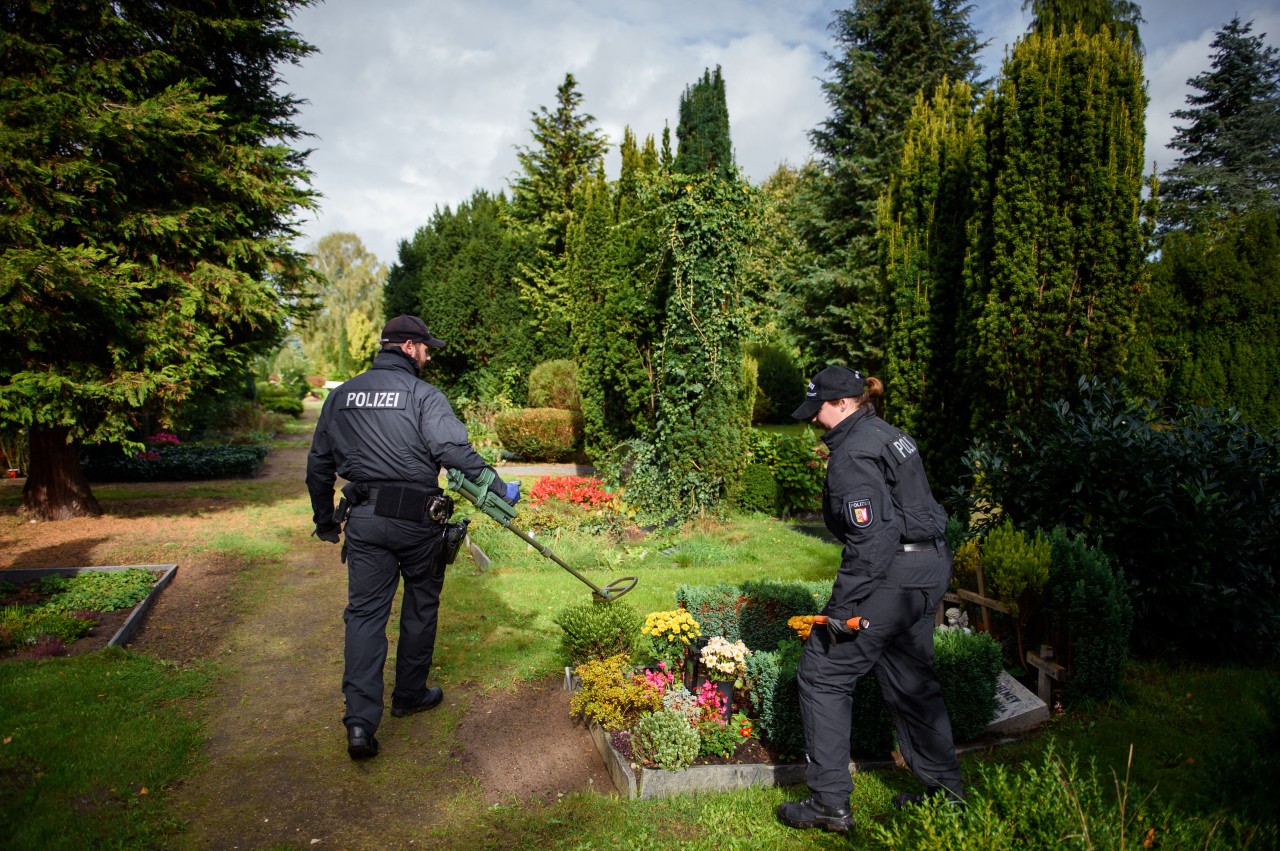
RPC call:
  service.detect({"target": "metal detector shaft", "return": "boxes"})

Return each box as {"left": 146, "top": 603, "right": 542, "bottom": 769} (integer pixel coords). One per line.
{"left": 445, "top": 468, "right": 638, "bottom": 602}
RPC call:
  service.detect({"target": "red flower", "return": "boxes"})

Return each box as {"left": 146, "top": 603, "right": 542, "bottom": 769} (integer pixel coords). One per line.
{"left": 529, "top": 476, "right": 617, "bottom": 508}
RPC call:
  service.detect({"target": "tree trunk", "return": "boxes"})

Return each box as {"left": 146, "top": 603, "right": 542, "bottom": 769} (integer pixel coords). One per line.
{"left": 22, "top": 425, "right": 102, "bottom": 520}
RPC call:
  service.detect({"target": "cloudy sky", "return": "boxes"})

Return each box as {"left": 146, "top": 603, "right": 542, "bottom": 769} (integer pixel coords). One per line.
{"left": 280, "top": 0, "right": 1280, "bottom": 266}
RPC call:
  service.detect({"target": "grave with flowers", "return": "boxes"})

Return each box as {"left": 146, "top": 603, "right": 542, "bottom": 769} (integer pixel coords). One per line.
{"left": 558, "top": 579, "right": 1019, "bottom": 799}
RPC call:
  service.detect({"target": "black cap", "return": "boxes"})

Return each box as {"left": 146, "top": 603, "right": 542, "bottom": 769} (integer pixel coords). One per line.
{"left": 791, "top": 366, "right": 866, "bottom": 420}
{"left": 381, "top": 315, "right": 446, "bottom": 348}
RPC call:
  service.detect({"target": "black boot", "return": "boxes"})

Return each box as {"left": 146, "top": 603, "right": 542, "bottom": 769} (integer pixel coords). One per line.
{"left": 391, "top": 686, "right": 444, "bottom": 718}
{"left": 347, "top": 725, "right": 379, "bottom": 759}
{"left": 776, "top": 796, "right": 854, "bottom": 833}
{"left": 893, "top": 786, "right": 965, "bottom": 810}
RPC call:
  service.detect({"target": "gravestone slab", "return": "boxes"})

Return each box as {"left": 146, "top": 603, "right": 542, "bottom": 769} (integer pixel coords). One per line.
{"left": 986, "top": 670, "right": 1049, "bottom": 734}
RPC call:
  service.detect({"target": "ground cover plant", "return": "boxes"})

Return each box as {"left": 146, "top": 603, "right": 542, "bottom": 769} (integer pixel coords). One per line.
{"left": 0, "top": 567, "right": 160, "bottom": 656}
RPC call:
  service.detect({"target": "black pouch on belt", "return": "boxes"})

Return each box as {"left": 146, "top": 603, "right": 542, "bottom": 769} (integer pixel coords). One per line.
{"left": 442, "top": 517, "right": 470, "bottom": 565}
{"left": 372, "top": 485, "right": 430, "bottom": 521}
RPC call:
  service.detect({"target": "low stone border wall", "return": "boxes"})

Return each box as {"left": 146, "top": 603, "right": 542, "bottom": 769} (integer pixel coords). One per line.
{"left": 2, "top": 564, "right": 178, "bottom": 648}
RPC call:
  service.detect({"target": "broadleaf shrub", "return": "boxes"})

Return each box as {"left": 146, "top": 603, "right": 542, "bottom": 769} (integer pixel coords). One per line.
{"left": 952, "top": 378, "right": 1280, "bottom": 659}
{"left": 493, "top": 408, "right": 582, "bottom": 462}
{"left": 746, "top": 428, "right": 824, "bottom": 515}
{"left": 527, "top": 359, "right": 580, "bottom": 410}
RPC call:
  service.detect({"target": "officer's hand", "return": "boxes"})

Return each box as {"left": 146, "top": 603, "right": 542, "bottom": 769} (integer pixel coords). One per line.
{"left": 504, "top": 481, "right": 521, "bottom": 506}
{"left": 313, "top": 524, "right": 341, "bottom": 544}
{"left": 826, "top": 615, "right": 854, "bottom": 641}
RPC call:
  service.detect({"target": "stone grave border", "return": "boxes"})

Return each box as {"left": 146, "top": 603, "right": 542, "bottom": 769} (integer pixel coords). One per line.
{"left": 3, "top": 564, "right": 178, "bottom": 648}
{"left": 580, "top": 668, "right": 1041, "bottom": 799}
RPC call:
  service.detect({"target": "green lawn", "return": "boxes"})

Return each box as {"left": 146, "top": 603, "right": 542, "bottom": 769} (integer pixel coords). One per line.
{"left": 3, "top": 467, "right": 1276, "bottom": 849}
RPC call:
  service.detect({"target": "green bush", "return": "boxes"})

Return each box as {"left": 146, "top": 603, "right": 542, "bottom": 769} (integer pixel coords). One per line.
{"left": 1045, "top": 528, "right": 1132, "bottom": 705}
{"left": 676, "top": 583, "right": 744, "bottom": 643}
{"left": 738, "top": 579, "right": 826, "bottom": 652}
{"left": 493, "top": 407, "right": 582, "bottom": 462}
{"left": 42, "top": 568, "right": 157, "bottom": 615}
{"left": 81, "top": 443, "right": 268, "bottom": 482}
{"left": 552, "top": 599, "right": 642, "bottom": 666}
{"left": 677, "top": 580, "right": 829, "bottom": 653}
{"left": 0, "top": 607, "right": 95, "bottom": 653}
{"left": 746, "top": 428, "right": 824, "bottom": 515}
{"left": 255, "top": 381, "right": 304, "bottom": 417}
{"left": 728, "top": 463, "right": 779, "bottom": 514}
{"left": 569, "top": 654, "right": 662, "bottom": 732}
{"left": 871, "top": 746, "right": 1275, "bottom": 849}
{"left": 527, "top": 359, "right": 580, "bottom": 410}
{"left": 934, "top": 629, "right": 1003, "bottom": 741}
{"left": 747, "top": 343, "right": 805, "bottom": 424}
{"left": 631, "top": 708, "right": 700, "bottom": 771}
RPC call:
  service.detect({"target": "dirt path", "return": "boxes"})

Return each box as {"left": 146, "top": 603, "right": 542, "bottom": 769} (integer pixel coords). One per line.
{"left": 2, "top": 407, "right": 612, "bottom": 848}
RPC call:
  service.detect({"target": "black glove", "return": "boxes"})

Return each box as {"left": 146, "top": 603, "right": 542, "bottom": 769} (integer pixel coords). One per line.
{"left": 313, "top": 524, "right": 341, "bottom": 543}
{"left": 826, "top": 615, "right": 855, "bottom": 641}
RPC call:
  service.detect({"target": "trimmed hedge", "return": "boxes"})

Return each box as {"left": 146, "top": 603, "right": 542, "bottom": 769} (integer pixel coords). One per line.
{"left": 729, "top": 463, "right": 779, "bottom": 514}
{"left": 527, "top": 359, "right": 580, "bottom": 410}
{"left": 493, "top": 407, "right": 583, "bottom": 462}
{"left": 81, "top": 443, "right": 268, "bottom": 482}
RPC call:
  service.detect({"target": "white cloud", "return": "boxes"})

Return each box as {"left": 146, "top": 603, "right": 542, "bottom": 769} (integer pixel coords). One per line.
{"left": 282, "top": 0, "right": 1280, "bottom": 265}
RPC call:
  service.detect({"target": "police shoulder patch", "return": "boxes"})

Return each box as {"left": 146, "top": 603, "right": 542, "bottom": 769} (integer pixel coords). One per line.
{"left": 847, "top": 498, "right": 874, "bottom": 528}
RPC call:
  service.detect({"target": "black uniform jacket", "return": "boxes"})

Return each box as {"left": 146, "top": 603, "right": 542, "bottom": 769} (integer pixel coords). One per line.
{"left": 820, "top": 405, "right": 947, "bottom": 619}
{"left": 305, "top": 350, "right": 505, "bottom": 528}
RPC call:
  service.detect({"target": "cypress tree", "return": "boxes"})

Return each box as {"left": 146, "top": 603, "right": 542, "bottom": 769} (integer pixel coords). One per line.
{"left": 1133, "top": 209, "right": 1280, "bottom": 427}
{"left": 674, "top": 66, "right": 735, "bottom": 180}
{"left": 387, "top": 191, "right": 533, "bottom": 401}
{"left": 963, "top": 28, "right": 1150, "bottom": 433}
{"left": 877, "top": 78, "right": 980, "bottom": 482}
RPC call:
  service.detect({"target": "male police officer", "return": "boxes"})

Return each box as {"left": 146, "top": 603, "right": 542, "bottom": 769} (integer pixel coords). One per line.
{"left": 306, "top": 315, "right": 518, "bottom": 759}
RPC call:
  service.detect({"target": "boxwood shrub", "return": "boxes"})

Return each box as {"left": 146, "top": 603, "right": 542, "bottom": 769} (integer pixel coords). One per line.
{"left": 81, "top": 443, "right": 268, "bottom": 481}
{"left": 493, "top": 407, "right": 582, "bottom": 462}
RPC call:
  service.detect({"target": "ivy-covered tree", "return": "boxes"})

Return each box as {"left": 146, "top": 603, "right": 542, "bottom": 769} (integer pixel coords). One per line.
{"left": 568, "top": 130, "right": 667, "bottom": 462}
{"left": 299, "top": 233, "right": 385, "bottom": 379}
{"left": 385, "top": 190, "right": 534, "bottom": 403}
{"left": 1022, "top": 0, "right": 1145, "bottom": 50}
{"left": 962, "top": 28, "right": 1152, "bottom": 434}
{"left": 1158, "top": 17, "right": 1280, "bottom": 233}
{"left": 0, "top": 0, "right": 317, "bottom": 520}
{"left": 673, "top": 66, "right": 735, "bottom": 180}
{"left": 877, "top": 78, "right": 980, "bottom": 483}
{"left": 797, "top": 0, "right": 985, "bottom": 373}
{"left": 643, "top": 173, "right": 756, "bottom": 519}
{"left": 507, "top": 73, "right": 608, "bottom": 359}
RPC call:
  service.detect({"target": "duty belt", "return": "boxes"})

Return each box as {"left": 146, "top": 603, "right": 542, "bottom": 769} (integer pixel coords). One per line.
{"left": 898, "top": 539, "right": 943, "bottom": 553}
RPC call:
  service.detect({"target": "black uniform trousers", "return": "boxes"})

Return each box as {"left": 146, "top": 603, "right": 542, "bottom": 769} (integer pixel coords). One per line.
{"left": 797, "top": 545, "right": 963, "bottom": 807}
{"left": 340, "top": 500, "right": 444, "bottom": 734}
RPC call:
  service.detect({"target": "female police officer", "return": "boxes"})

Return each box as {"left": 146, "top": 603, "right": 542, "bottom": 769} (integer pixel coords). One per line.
{"left": 776, "top": 366, "right": 963, "bottom": 834}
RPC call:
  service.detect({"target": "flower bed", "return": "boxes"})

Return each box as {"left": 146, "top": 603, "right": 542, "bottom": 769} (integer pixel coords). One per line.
{"left": 0, "top": 565, "right": 177, "bottom": 657}
{"left": 560, "top": 581, "right": 1013, "bottom": 799}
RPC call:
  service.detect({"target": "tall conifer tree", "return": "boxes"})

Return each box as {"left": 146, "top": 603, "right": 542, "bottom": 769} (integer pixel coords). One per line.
{"left": 963, "top": 28, "right": 1150, "bottom": 432}
{"left": 877, "top": 78, "right": 979, "bottom": 482}
{"left": 0, "top": 0, "right": 317, "bottom": 519}
{"left": 674, "top": 66, "right": 735, "bottom": 180}
{"left": 798, "top": 0, "right": 984, "bottom": 372}
{"left": 1159, "top": 17, "right": 1280, "bottom": 232}
{"left": 508, "top": 73, "right": 608, "bottom": 358}
{"left": 1022, "top": 0, "right": 1145, "bottom": 50}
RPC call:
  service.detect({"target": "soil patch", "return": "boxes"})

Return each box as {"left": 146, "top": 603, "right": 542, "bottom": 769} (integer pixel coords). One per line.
{"left": 0, "top": 407, "right": 614, "bottom": 845}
